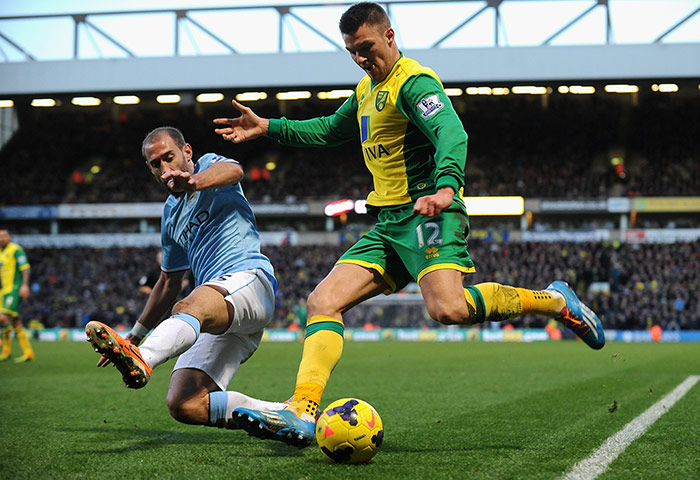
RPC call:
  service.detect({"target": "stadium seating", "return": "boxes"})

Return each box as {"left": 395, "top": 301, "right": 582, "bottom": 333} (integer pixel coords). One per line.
{"left": 2, "top": 92, "right": 698, "bottom": 205}
{"left": 20, "top": 241, "right": 699, "bottom": 331}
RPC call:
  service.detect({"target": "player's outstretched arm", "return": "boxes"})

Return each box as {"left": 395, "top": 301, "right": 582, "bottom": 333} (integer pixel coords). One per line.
{"left": 213, "top": 100, "right": 270, "bottom": 143}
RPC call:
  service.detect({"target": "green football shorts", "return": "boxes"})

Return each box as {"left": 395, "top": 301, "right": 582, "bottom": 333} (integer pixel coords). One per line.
{"left": 337, "top": 198, "right": 476, "bottom": 293}
{"left": 0, "top": 289, "right": 21, "bottom": 318}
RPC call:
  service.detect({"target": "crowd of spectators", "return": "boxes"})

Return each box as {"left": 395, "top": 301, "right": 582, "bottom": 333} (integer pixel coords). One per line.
{"left": 19, "top": 241, "right": 700, "bottom": 332}
{"left": 4, "top": 88, "right": 698, "bottom": 336}
{"left": 2, "top": 91, "right": 698, "bottom": 206}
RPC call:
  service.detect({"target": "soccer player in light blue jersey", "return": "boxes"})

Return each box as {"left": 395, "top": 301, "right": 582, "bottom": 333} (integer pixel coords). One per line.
{"left": 86, "top": 127, "right": 286, "bottom": 430}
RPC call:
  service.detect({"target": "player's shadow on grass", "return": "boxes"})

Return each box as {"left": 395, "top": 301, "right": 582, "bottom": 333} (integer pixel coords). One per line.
{"left": 61, "top": 427, "right": 304, "bottom": 457}
{"left": 379, "top": 443, "right": 526, "bottom": 454}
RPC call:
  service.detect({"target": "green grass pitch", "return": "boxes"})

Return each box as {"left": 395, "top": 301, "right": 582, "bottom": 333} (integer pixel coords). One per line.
{"left": 1, "top": 340, "right": 699, "bottom": 479}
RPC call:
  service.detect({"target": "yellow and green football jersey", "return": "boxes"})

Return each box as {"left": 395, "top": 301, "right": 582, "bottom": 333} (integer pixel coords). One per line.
{"left": 268, "top": 53, "right": 467, "bottom": 208}
{"left": 0, "top": 241, "right": 30, "bottom": 296}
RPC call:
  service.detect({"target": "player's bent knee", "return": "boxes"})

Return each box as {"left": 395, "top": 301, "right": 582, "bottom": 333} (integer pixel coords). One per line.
{"left": 172, "top": 297, "right": 194, "bottom": 315}
{"left": 306, "top": 289, "right": 337, "bottom": 317}
{"left": 166, "top": 394, "right": 208, "bottom": 425}
{"left": 427, "top": 304, "right": 474, "bottom": 326}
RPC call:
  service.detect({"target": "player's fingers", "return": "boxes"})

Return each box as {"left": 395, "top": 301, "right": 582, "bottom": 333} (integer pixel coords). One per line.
{"left": 216, "top": 126, "right": 237, "bottom": 135}
{"left": 214, "top": 127, "right": 233, "bottom": 136}
{"left": 231, "top": 99, "right": 247, "bottom": 112}
{"left": 212, "top": 118, "right": 232, "bottom": 125}
{"left": 97, "top": 354, "right": 111, "bottom": 367}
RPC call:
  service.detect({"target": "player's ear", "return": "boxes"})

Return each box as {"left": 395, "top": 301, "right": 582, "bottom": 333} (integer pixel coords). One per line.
{"left": 385, "top": 27, "right": 395, "bottom": 45}
{"left": 183, "top": 143, "right": 193, "bottom": 162}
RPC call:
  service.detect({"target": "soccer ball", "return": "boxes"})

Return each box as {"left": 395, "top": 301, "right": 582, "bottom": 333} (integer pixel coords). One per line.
{"left": 316, "top": 398, "right": 384, "bottom": 464}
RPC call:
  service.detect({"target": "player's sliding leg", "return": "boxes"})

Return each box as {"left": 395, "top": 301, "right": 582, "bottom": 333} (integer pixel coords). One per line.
{"left": 86, "top": 321, "right": 154, "bottom": 388}
{"left": 86, "top": 284, "right": 234, "bottom": 388}
{"left": 86, "top": 312, "right": 201, "bottom": 388}
{"left": 138, "top": 313, "right": 201, "bottom": 370}
{"left": 209, "top": 391, "right": 288, "bottom": 429}
{"left": 234, "top": 263, "right": 386, "bottom": 448}
{"left": 167, "top": 368, "right": 286, "bottom": 428}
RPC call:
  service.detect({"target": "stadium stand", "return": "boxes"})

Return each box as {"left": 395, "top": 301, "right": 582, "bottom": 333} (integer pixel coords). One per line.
{"left": 3, "top": 87, "right": 699, "bottom": 334}
{"left": 19, "top": 241, "right": 699, "bottom": 331}
{"left": 2, "top": 91, "right": 698, "bottom": 206}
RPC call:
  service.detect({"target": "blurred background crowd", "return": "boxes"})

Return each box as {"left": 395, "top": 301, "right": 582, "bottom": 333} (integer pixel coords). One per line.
{"left": 3, "top": 88, "right": 699, "bottom": 334}
{"left": 20, "top": 241, "right": 700, "bottom": 331}
{"left": 2, "top": 91, "right": 698, "bottom": 207}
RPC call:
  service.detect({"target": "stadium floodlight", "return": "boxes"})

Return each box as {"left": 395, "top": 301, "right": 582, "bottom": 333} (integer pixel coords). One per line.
{"left": 466, "top": 86, "right": 492, "bottom": 95}
{"left": 462, "top": 196, "right": 525, "bottom": 216}
{"left": 604, "top": 84, "right": 639, "bottom": 94}
{"left": 559, "top": 85, "right": 595, "bottom": 94}
{"left": 113, "top": 95, "right": 140, "bottom": 105}
{"left": 71, "top": 96, "right": 101, "bottom": 107}
{"left": 196, "top": 93, "right": 225, "bottom": 103}
{"left": 651, "top": 83, "right": 678, "bottom": 93}
{"left": 156, "top": 94, "right": 181, "bottom": 104}
{"left": 444, "top": 88, "right": 463, "bottom": 97}
{"left": 324, "top": 199, "right": 354, "bottom": 217}
{"left": 276, "top": 91, "right": 312, "bottom": 100}
{"left": 491, "top": 87, "right": 509, "bottom": 96}
{"left": 236, "top": 92, "right": 268, "bottom": 101}
{"left": 0, "top": 100, "right": 14, "bottom": 108}
{"left": 512, "top": 86, "right": 549, "bottom": 95}
{"left": 317, "top": 89, "right": 354, "bottom": 100}
{"left": 569, "top": 85, "right": 595, "bottom": 94}
{"left": 31, "top": 98, "right": 57, "bottom": 107}
{"left": 354, "top": 200, "right": 367, "bottom": 214}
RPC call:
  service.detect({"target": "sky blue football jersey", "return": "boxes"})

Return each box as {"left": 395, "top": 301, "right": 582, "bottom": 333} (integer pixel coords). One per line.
{"left": 160, "top": 153, "right": 276, "bottom": 291}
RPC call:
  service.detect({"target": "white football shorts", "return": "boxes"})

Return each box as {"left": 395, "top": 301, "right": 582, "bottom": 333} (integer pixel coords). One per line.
{"left": 173, "top": 268, "right": 275, "bottom": 390}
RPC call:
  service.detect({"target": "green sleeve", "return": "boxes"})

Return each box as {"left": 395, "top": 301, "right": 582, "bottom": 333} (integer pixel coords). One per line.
{"left": 15, "top": 247, "right": 30, "bottom": 270}
{"left": 267, "top": 94, "right": 359, "bottom": 147}
{"left": 396, "top": 74, "right": 467, "bottom": 194}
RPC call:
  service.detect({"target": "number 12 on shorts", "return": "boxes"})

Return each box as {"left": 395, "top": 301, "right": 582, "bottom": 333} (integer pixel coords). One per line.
{"left": 416, "top": 222, "right": 443, "bottom": 248}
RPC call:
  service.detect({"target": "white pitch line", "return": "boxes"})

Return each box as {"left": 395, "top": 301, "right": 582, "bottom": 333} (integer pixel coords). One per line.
{"left": 562, "top": 375, "right": 700, "bottom": 480}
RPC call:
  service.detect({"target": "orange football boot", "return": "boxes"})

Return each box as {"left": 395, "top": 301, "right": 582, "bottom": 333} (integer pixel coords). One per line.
{"left": 86, "top": 321, "right": 152, "bottom": 388}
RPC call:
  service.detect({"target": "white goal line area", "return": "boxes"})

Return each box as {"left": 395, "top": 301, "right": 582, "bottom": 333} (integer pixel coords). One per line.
{"left": 561, "top": 375, "right": 700, "bottom": 480}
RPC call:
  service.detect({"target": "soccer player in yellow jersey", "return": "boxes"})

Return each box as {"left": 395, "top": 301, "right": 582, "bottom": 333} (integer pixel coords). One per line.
{"left": 214, "top": 2, "right": 605, "bottom": 448}
{"left": 0, "top": 229, "right": 34, "bottom": 363}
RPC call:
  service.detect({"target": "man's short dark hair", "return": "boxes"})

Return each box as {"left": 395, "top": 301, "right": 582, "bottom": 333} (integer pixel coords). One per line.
{"left": 339, "top": 2, "right": 391, "bottom": 35}
{"left": 141, "top": 126, "right": 186, "bottom": 160}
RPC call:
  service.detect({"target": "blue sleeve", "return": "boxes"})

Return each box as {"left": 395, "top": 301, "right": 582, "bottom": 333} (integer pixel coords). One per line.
{"left": 160, "top": 205, "right": 190, "bottom": 273}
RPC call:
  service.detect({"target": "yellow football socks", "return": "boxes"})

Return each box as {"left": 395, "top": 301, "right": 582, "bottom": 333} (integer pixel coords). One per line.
{"left": 15, "top": 327, "right": 34, "bottom": 357}
{"left": 290, "top": 315, "right": 345, "bottom": 419}
{"left": 464, "top": 282, "right": 565, "bottom": 324}
{"left": 1, "top": 326, "right": 11, "bottom": 355}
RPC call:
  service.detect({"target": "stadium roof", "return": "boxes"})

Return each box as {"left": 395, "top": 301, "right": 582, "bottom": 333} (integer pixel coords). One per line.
{"left": 0, "top": 0, "right": 699, "bottom": 94}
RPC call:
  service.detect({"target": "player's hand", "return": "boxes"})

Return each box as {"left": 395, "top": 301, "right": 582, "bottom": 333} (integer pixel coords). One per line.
{"left": 413, "top": 187, "right": 455, "bottom": 218}
{"left": 162, "top": 170, "right": 196, "bottom": 192}
{"left": 96, "top": 333, "right": 142, "bottom": 367}
{"left": 97, "top": 353, "right": 111, "bottom": 367}
{"left": 213, "top": 100, "right": 269, "bottom": 143}
{"left": 19, "top": 284, "right": 30, "bottom": 299}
